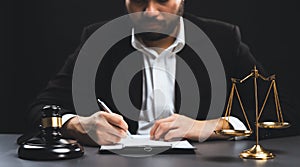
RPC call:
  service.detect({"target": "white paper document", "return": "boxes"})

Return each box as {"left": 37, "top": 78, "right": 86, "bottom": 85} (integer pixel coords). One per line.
{"left": 100, "top": 135, "right": 195, "bottom": 150}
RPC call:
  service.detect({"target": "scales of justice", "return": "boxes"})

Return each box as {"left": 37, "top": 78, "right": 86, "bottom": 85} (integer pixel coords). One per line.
{"left": 215, "top": 66, "right": 290, "bottom": 160}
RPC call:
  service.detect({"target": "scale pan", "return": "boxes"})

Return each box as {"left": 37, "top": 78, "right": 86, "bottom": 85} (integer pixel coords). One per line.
{"left": 257, "top": 122, "right": 290, "bottom": 129}
{"left": 214, "top": 129, "right": 252, "bottom": 137}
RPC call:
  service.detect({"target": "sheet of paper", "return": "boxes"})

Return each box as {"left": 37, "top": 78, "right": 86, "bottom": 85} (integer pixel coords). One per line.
{"left": 100, "top": 135, "right": 195, "bottom": 150}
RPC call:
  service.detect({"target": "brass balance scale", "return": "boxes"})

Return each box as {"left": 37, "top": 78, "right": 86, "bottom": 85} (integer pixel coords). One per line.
{"left": 215, "top": 66, "right": 290, "bottom": 160}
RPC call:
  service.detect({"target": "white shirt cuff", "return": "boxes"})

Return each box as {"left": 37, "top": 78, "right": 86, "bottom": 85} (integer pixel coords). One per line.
{"left": 222, "top": 116, "right": 248, "bottom": 140}
{"left": 62, "top": 114, "right": 77, "bottom": 125}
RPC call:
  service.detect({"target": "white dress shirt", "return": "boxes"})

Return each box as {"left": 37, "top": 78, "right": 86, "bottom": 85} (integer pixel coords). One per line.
{"left": 131, "top": 17, "right": 185, "bottom": 135}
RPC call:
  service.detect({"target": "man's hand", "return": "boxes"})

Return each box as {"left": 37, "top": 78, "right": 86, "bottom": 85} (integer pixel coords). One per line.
{"left": 61, "top": 111, "right": 128, "bottom": 146}
{"left": 150, "top": 114, "right": 231, "bottom": 141}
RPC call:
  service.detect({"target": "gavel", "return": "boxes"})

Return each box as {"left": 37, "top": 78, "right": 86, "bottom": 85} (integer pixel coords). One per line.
{"left": 18, "top": 105, "right": 84, "bottom": 160}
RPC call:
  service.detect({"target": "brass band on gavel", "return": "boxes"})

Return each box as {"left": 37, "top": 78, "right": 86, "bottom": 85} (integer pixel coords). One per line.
{"left": 41, "top": 117, "right": 62, "bottom": 128}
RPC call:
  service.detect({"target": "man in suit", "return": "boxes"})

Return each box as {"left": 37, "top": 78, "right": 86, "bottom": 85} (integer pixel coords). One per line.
{"left": 26, "top": 0, "right": 297, "bottom": 146}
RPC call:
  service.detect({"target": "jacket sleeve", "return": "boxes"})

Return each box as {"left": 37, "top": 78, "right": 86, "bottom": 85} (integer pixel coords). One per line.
{"left": 24, "top": 23, "right": 103, "bottom": 132}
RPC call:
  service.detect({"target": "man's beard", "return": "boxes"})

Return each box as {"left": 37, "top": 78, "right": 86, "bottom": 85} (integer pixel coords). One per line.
{"left": 136, "top": 33, "right": 168, "bottom": 42}
{"left": 135, "top": 17, "right": 180, "bottom": 41}
{"left": 134, "top": 1, "right": 184, "bottom": 42}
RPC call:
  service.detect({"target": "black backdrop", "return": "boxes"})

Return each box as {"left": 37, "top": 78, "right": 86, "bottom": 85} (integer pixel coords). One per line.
{"left": 1, "top": 0, "right": 299, "bottom": 133}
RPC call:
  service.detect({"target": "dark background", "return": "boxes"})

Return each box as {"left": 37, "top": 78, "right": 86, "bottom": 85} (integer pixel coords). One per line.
{"left": 1, "top": 0, "right": 299, "bottom": 133}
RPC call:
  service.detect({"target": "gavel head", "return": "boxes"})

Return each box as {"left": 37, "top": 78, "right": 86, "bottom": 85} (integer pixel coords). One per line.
{"left": 41, "top": 105, "right": 62, "bottom": 143}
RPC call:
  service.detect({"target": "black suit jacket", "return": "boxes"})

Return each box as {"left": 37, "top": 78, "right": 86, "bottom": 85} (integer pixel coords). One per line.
{"left": 26, "top": 14, "right": 298, "bottom": 140}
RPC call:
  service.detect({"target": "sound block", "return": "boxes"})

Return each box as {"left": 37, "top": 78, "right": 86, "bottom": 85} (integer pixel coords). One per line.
{"left": 18, "top": 137, "right": 84, "bottom": 160}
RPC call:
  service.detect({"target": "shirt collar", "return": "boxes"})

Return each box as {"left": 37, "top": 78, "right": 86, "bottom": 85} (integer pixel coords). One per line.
{"left": 131, "top": 17, "right": 185, "bottom": 56}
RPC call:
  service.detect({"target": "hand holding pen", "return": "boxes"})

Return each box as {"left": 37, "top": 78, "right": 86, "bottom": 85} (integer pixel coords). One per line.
{"left": 97, "top": 99, "right": 132, "bottom": 138}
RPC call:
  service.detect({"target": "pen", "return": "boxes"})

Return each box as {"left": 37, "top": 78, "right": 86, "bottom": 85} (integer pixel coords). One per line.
{"left": 97, "top": 99, "right": 132, "bottom": 138}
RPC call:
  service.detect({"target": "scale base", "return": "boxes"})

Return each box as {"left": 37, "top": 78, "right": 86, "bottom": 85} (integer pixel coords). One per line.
{"left": 240, "top": 144, "right": 274, "bottom": 160}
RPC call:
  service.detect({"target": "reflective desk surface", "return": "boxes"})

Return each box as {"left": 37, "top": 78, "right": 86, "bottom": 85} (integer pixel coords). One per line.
{"left": 1, "top": 134, "right": 299, "bottom": 167}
